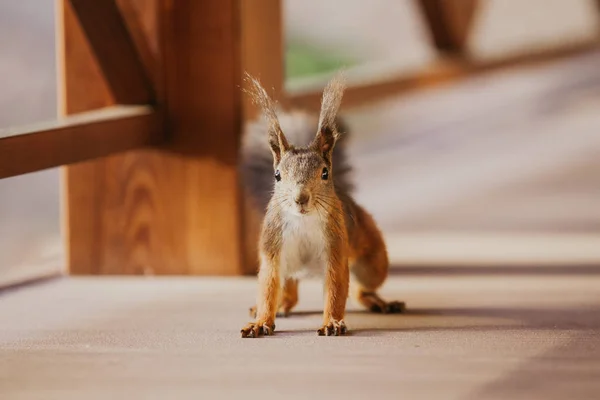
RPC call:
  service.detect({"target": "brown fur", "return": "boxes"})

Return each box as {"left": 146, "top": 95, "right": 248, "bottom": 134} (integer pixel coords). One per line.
{"left": 241, "top": 72, "right": 403, "bottom": 338}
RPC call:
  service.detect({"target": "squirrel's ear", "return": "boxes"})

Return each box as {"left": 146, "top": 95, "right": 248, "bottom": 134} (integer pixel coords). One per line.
{"left": 312, "top": 71, "right": 346, "bottom": 162}
{"left": 243, "top": 72, "right": 289, "bottom": 164}
{"left": 312, "top": 126, "right": 339, "bottom": 163}
{"left": 269, "top": 127, "right": 290, "bottom": 164}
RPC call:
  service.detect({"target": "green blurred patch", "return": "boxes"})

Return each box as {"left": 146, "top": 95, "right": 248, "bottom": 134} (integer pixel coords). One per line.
{"left": 285, "top": 41, "right": 356, "bottom": 79}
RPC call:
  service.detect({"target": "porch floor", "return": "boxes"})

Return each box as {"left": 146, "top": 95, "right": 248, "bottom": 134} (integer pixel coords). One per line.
{"left": 2, "top": 272, "right": 600, "bottom": 399}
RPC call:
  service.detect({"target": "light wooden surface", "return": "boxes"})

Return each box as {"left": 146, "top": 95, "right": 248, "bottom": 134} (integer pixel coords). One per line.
{"left": 2, "top": 273, "right": 600, "bottom": 399}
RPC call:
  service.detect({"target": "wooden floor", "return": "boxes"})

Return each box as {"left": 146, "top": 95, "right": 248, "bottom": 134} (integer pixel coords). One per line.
{"left": 2, "top": 272, "right": 600, "bottom": 399}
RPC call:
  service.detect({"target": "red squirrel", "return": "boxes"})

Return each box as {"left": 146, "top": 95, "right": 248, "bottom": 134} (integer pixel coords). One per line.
{"left": 240, "top": 72, "right": 404, "bottom": 338}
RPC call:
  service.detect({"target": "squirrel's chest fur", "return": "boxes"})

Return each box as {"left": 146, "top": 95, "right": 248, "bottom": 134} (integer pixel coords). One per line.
{"left": 279, "top": 211, "right": 328, "bottom": 279}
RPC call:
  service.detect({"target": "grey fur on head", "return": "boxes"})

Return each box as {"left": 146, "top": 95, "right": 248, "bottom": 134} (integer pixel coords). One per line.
{"left": 240, "top": 109, "right": 354, "bottom": 213}
{"left": 240, "top": 72, "right": 353, "bottom": 213}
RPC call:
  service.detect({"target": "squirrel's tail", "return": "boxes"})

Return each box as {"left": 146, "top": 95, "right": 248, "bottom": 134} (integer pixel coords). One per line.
{"left": 240, "top": 109, "right": 354, "bottom": 213}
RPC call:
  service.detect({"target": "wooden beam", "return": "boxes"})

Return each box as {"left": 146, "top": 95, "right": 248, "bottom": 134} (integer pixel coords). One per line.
{"left": 157, "top": 0, "right": 244, "bottom": 275}
{"left": 240, "top": 0, "right": 284, "bottom": 275}
{"left": 417, "top": 0, "right": 479, "bottom": 54}
{"left": 68, "top": 0, "right": 155, "bottom": 104}
{"left": 288, "top": 42, "right": 600, "bottom": 112}
{"left": 63, "top": 0, "right": 246, "bottom": 275}
{"left": 241, "top": 0, "right": 284, "bottom": 120}
{"left": 0, "top": 106, "right": 161, "bottom": 179}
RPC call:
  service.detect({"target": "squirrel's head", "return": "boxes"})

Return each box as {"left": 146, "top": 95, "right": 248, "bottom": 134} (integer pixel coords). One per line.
{"left": 245, "top": 71, "right": 346, "bottom": 216}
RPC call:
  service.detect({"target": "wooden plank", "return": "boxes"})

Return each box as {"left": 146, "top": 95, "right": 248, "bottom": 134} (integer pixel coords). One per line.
{"left": 0, "top": 106, "right": 161, "bottom": 179}
{"left": 417, "top": 0, "right": 479, "bottom": 54}
{"left": 59, "top": 0, "right": 118, "bottom": 275}
{"left": 241, "top": 0, "right": 284, "bottom": 120}
{"left": 240, "top": 0, "right": 284, "bottom": 275}
{"left": 63, "top": 0, "right": 245, "bottom": 275}
{"left": 115, "top": 0, "right": 160, "bottom": 87}
{"left": 68, "top": 0, "right": 155, "bottom": 104}
{"left": 58, "top": 0, "right": 115, "bottom": 114}
{"left": 158, "top": 0, "right": 244, "bottom": 275}
{"left": 288, "top": 42, "right": 600, "bottom": 112}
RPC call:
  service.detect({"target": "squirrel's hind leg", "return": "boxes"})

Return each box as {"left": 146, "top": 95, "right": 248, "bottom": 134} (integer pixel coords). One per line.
{"left": 349, "top": 205, "right": 406, "bottom": 314}
{"left": 249, "top": 278, "right": 299, "bottom": 318}
{"left": 350, "top": 256, "right": 406, "bottom": 314}
{"left": 352, "top": 286, "right": 405, "bottom": 314}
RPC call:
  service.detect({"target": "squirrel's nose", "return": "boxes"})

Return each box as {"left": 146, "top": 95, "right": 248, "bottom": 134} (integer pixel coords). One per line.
{"left": 294, "top": 192, "right": 310, "bottom": 206}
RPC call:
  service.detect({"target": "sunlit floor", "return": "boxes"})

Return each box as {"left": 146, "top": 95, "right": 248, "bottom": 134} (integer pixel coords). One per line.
{"left": 2, "top": 272, "right": 600, "bottom": 399}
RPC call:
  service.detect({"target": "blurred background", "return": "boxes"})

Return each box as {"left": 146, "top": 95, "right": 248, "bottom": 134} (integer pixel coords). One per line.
{"left": 0, "top": 1, "right": 62, "bottom": 286}
{"left": 1, "top": 0, "right": 600, "bottom": 286}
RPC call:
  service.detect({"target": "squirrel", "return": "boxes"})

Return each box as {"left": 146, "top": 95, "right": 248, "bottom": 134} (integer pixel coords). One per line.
{"left": 240, "top": 71, "right": 404, "bottom": 338}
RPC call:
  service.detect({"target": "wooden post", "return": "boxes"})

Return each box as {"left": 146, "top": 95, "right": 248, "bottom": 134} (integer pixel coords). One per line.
{"left": 60, "top": 0, "right": 246, "bottom": 275}
{"left": 417, "top": 0, "right": 479, "bottom": 55}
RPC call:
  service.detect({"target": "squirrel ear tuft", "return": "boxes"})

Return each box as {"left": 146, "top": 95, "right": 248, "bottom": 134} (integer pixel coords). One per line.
{"left": 243, "top": 72, "right": 289, "bottom": 164}
{"left": 268, "top": 127, "right": 290, "bottom": 165}
{"left": 312, "top": 71, "right": 346, "bottom": 161}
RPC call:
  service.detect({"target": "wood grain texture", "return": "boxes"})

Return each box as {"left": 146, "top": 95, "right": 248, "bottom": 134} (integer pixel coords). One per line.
{"left": 417, "top": 0, "right": 479, "bottom": 54}
{"left": 159, "top": 0, "right": 244, "bottom": 274}
{"left": 115, "top": 0, "right": 160, "bottom": 88}
{"left": 63, "top": 0, "right": 245, "bottom": 275}
{"left": 59, "top": 0, "right": 115, "bottom": 114}
{"left": 60, "top": 0, "right": 117, "bottom": 274}
{"left": 68, "top": 0, "right": 155, "bottom": 104}
{"left": 0, "top": 106, "right": 161, "bottom": 179}
{"left": 240, "top": 0, "right": 284, "bottom": 275}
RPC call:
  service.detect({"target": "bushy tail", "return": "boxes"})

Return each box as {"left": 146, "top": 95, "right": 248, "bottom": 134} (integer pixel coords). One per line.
{"left": 240, "top": 109, "right": 354, "bottom": 213}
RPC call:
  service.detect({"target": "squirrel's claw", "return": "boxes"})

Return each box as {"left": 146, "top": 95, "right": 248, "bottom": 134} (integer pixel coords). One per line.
{"left": 241, "top": 322, "right": 275, "bottom": 338}
{"left": 385, "top": 301, "right": 406, "bottom": 314}
{"left": 317, "top": 320, "right": 348, "bottom": 336}
{"left": 370, "top": 300, "right": 406, "bottom": 314}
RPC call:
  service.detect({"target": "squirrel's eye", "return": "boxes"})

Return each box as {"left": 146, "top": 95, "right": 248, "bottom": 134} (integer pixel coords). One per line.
{"left": 321, "top": 167, "right": 329, "bottom": 180}
{"left": 275, "top": 170, "right": 281, "bottom": 182}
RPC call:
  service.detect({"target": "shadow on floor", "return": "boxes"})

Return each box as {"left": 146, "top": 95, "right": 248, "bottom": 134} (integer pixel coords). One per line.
{"left": 284, "top": 305, "right": 600, "bottom": 336}
{"left": 389, "top": 265, "right": 600, "bottom": 276}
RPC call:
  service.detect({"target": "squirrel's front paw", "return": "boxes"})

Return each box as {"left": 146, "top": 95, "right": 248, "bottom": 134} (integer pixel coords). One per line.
{"left": 241, "top": 321, "right": 275, "bottom": 338}
{"left": 317, "top": 319, "right": 348, "bottom": 336}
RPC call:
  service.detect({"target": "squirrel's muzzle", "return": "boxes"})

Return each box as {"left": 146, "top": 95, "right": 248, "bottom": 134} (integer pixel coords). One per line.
{"left": 294, "top": 191, "right": 310, "bottom": 206}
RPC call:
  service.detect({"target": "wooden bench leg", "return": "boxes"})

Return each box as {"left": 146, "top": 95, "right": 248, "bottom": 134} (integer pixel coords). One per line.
{"left": 417, "top": 0, "right": 480, "bottom": 55}
{"left": 61, "top": 0, "right": 248, "bottom": 275}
